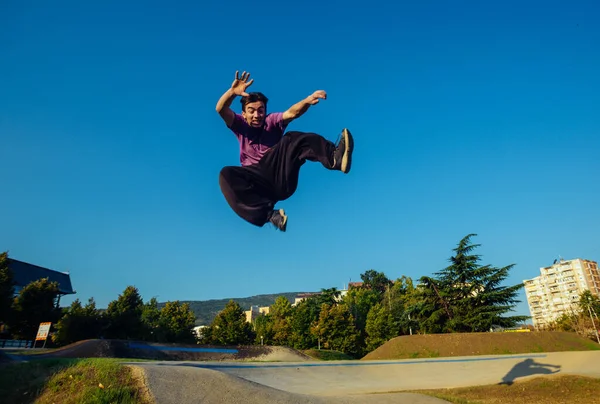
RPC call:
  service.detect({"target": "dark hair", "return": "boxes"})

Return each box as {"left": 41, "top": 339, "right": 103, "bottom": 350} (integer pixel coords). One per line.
{"left": 241, "top": 92, "right": 268, "bottom": 111}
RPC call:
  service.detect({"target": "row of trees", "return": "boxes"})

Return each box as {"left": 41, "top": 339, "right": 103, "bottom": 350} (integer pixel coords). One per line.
{"left": 0, "top": 252, "right": 197, "bottom": 345}
{"left": 1, "top": 234, "right": 534, "bottom": 353}
{"left": 52, "top": 287, "right": 197, "bottom": 345}
{"left": 199, "top": 234, "right": 530, "bottom": 356}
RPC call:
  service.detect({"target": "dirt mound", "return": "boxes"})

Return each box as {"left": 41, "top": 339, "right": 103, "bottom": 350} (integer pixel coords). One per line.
{"left": 34, "top": 339, "right": 311, "bottom": 361}
{"left": 363, "top": 331, "right": 599, "bottom": 360}
{"left": 38, "top": 339, "right": 117, "bottom": 358}
{"left": 242, "top": 346, "right": 312, "bottom": 362}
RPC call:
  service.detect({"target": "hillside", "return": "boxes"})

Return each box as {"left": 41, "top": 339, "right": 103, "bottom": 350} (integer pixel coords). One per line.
{"left": 159, "top": 292, "right": 302, "bottom": 325}
{"left": 362, "top": 331, "right": 600, "bottom": 360}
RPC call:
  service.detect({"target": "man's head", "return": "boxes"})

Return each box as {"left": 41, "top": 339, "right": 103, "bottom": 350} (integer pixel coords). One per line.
{"left": 241, "top": 92, "right": 268, "bottom": 127}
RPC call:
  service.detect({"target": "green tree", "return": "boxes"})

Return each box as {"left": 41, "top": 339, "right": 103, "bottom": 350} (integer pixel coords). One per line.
{"left": 270, "top": 296, "right": 292, "bottom": 345}
{"left": 141, "top": 297, "right": 162, "bottom": 341}
{"left": 552, "top": 313, "right": 578, "bottom": 332}
{"left": 253, "top": 313, "right": 274, "bottom": 345}
{"left": 419, "top": 234, "right": 530, "bottom": 333}
{"left": 413, "top": 275, "right": 449, "bottom": 333}
{"left": 360, "top": 269, "right": 393, "bottom": 296}
{"left": 159, "top": 301, "right": 197, "bottom": 343}
{"left": 0, "top": 252, "right": 15, "bottom": 325}
{"left": 10, "top": 278, "right": 61, "bottom": 340}
{"left": 203, "top": 300, "right": 254, "bottom": 345}
{"left": 579, "top": 290, "right": 600, "bottom": 318}
{"left": 318, "top": 288, "right": 341, "bottom": 306}
{"left": 386, "top": 276, "right": 420, "bottom": 335}
{"left": 288, "top": 297, "right": 320, "bottom": 349}
{"left": 578, "top": 290, "right": 600, "bottom": 343}
{"left": 104, "top": 286, "right": 145, "bottom": 340}
{"left": 52, "top": 298, "right": 103, "bottom": 345}
{"left": 343, "top": 287, "right": 380, "bottom": 341}
{"left": 365, "top": 302, "right": 395, "bottom": 352}
{"left": 312, "top": 303, "right": 360, "bottom": 356}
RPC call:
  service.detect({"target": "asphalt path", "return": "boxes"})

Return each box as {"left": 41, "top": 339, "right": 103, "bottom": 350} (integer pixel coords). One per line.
{"left": 130, "top": 351, "right": 600, "bottom": 404}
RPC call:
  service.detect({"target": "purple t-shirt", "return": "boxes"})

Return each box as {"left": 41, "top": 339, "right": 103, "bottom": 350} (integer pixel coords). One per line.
{"left": 228, "top": 112, "right": 288, "bottom": 166}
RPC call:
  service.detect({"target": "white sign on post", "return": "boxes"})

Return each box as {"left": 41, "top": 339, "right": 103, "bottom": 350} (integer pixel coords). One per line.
{"left": 34, "top": 322, "right": 52, "bottom": 348}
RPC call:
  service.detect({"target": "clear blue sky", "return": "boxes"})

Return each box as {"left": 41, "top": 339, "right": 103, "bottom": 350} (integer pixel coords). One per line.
{"left": 2, "top": 1, "right": 598, "bottom": 320}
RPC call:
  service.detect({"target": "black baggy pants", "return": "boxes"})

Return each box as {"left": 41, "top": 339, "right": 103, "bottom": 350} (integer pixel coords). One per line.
{"left": 219, "top": 131, "right": 336, "bottom": 227}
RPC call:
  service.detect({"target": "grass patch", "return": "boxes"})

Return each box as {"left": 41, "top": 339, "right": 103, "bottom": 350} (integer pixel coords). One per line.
{"left": 3, "top": 349, "right": 55, "bottom": 356}
{"left": 409, "top": 375, "right": 600, "bottom": 404}
{"left": 408, "top": 347, "right": 440, "bottom": 358}
{"left": 363, "top": 331, "right": 600, "bottom": 360}
{"left": 0, "top": 358, "right": 151, "bottom": 404}
{"left": 302, "top": 349, "right": 354, "bottom": 361}
{"left": 580, "top": 339, "right": 600, "bottom": 351}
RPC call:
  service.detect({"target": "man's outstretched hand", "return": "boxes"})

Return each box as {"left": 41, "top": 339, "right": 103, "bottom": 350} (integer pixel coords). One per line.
{"left": 231, "top": 71, "right": 254, "bottom": 97}
{"left": 307, "top": 90, "right": 327, "bottom": 105}
{"left": 282, "top": 89, "right": 328, "bottom": 123}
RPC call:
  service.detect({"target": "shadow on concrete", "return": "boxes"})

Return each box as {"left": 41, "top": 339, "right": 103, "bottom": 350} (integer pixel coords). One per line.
{"left": 499, "top": 358, "right": 561, "bottom": 385}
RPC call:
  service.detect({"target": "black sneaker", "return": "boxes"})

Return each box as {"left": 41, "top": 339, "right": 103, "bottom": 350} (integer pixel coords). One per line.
{"left": 268, "top": 209, "right": 288, "bottom": 232}
{"left": 333, "top": 128, "right": 354, "bottom": 173}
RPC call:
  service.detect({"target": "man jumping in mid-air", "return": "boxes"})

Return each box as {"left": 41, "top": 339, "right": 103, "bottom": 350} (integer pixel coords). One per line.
{"left": 216, "top": 70, "right": 354, "bottom": 232}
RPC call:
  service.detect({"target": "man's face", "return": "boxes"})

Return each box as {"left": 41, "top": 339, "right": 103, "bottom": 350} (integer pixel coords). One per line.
{"left": 242, "top": 101, "right": 266, "bottom": 128}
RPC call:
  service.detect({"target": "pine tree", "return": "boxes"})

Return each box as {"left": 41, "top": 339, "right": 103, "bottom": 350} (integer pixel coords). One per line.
{"left": 419, "top": 234, "right": 530, "bottom": 332}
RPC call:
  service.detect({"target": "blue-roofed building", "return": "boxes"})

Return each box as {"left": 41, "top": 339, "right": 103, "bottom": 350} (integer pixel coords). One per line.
{"left": 8, "top": 258, "right": 76, "bottom": 306}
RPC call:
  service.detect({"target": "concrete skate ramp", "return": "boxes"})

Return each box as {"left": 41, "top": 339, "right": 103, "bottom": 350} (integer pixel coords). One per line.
{"left": 138, "top": 365, "right": 449, "bottom": 404}
{"left": 32, "top": 339, "right": 311, "bottom": 361}
{"left": 132, "top": 350, "right": 600, "bottom": 403}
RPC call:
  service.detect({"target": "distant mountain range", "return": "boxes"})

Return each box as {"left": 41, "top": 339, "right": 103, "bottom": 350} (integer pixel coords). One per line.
{"left": 159, "top": 292, "right": 303, "bottom": 325}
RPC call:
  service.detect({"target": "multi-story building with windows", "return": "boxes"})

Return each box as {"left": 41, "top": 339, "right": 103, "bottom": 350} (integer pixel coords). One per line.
{"left": 524, "top": 258, "right": 600, "bottom": 328}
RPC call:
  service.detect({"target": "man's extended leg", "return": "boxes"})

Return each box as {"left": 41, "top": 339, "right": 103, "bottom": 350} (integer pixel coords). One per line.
{"left": 257, "top": 129, "right": 354, "bottom": 200}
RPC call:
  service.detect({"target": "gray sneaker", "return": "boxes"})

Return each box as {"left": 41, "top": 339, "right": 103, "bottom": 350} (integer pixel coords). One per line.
{"left": 333, "top": 128, "right": 354, "bottom": 173}
{"left": 268, "top": 209, "right": 288, "bottom": 232}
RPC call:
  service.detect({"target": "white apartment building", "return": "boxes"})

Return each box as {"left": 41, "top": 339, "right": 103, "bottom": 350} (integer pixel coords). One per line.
{"left": 524, "top": 258, "right": 600, "bottom": 328}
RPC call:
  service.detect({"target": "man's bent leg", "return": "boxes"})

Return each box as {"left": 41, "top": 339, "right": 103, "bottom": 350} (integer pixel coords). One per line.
{"left": 257, "top": 130, "right": 353, "bottom": 200}
{"left": 283, "top": 131, "right": 337, "bottom": 169}
{"left": 219, "top": 166, "right": 276, "bottom": 227}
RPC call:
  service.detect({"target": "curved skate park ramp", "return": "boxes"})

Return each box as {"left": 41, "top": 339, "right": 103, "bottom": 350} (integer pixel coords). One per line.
{"left": 22, "top": 339, "right": 309, "bottom": 361}
{"left": 131, "top": 350, "right": 600, "bottom": 403}
{"left": 16, "top": 335, "right": 600, "bottom": 403}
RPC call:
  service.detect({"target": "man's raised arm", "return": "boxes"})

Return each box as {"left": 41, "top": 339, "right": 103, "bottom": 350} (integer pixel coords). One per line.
{"left": 215, "top": 88, "right": 237, "bottom": 127}
{"left": 216, "top": 71, "right": 254, "bottom": 127}
{"left": 282, "top": 90, "right": 327, "bottom": 125}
